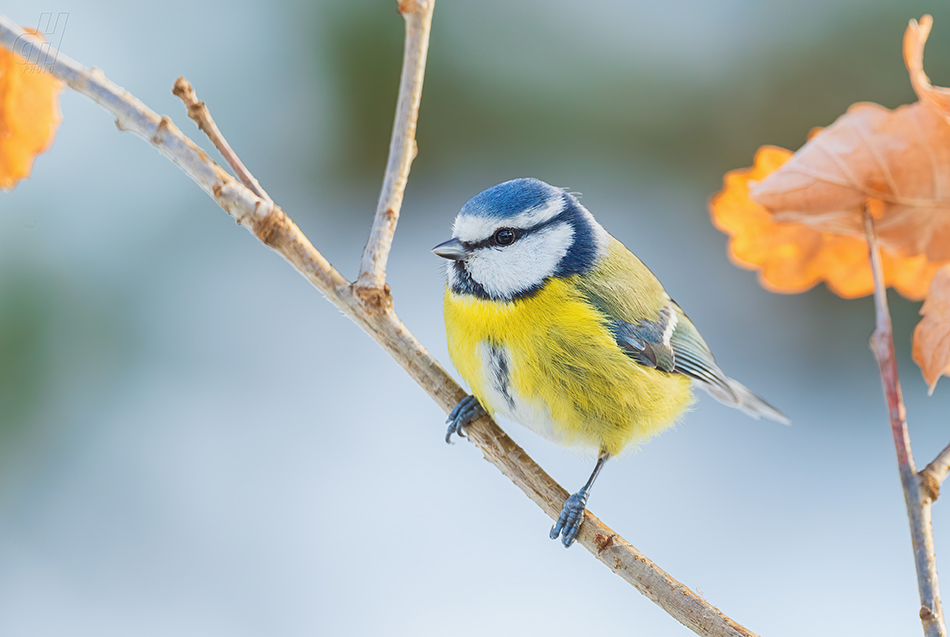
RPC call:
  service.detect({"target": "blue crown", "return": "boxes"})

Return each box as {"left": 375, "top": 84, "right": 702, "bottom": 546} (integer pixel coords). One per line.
{"left": 459, "top": 178, "right": 564, "bottom": 218}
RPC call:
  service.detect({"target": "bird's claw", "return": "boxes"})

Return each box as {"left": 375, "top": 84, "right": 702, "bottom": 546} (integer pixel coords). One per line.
{"left": 445, "top": 395, "right": 485, "bottom": 444}
{"left": 550, "top": 491, "right": 588, "bottom": 548}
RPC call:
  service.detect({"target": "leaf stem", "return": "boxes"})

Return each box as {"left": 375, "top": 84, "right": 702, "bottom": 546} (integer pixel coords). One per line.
{"left": 864, "top": 209, "right": 946, "bottom": 637}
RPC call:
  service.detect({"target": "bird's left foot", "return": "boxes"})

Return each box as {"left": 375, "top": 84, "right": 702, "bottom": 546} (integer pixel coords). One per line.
{"left": 445, "top": 395, "right": 485, "bottom": 443}
{"left": 550, "top": 490, "right": 589, "bottom": 548}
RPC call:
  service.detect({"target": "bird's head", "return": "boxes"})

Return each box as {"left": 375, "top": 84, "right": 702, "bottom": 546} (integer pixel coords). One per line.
{"left": 433, "top": 178, "right": 608, "bottom": 301}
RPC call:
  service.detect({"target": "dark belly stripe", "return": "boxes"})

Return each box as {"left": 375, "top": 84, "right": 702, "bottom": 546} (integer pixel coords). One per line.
{"left": 488, "top": 346, "right": 516, "bottom": 410}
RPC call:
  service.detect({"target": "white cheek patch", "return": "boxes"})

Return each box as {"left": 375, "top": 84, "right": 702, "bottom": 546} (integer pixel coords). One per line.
{"left": 466, "top": 222, "right": 575, "bottom": 298}
{"left": 452, "top": 196, "right": 566, "bottom": 243}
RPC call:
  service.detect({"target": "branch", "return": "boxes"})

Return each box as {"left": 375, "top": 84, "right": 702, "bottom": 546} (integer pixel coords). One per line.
{"left": 922, "top": 442, "right": 950, "bottom": 502}
{"left": 0, "top": 12, "right": 760, "bottom": 637}
{"left": 172, "top": 77, "right": 270, "bottom": 202}
{"left": 354, "top": 0, "right": 434, "bottom": 294}
{"left": 864, "top": 210, "right": 947, "bottom": 637}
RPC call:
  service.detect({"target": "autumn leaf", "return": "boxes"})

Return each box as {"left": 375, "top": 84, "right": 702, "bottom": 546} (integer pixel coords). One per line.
{"left": 913, "top": 265, "right": 950, "bottom": 394}
{"left": 711, "top": 146, "right": 946, "bottom": 299}
{"left": 0, "top": 28, "right": 63, "bottom": 189}
{"left": 750, "top": 99, "right": 950, "bottom": 265}
{"left": 711, "top": 15, "right": 950, "bottom": 301}
{"left": 905, "top": 14, "right": 950, "bottom": 120}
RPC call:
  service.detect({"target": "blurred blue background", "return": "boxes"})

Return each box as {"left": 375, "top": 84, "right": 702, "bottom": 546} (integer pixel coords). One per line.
{"left": 2, "top": 1, "right": 950, "bottom": 635}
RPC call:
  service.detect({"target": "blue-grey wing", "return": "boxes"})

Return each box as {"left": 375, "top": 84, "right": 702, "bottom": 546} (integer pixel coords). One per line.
{"left": 610, "top": 303, "right": 731, "bottom": 390}
{"left": 610, "top": 305, "right": 676, "bottom": 372}
{"left": 611, "top": 302, "right": 789, "bottom": 424}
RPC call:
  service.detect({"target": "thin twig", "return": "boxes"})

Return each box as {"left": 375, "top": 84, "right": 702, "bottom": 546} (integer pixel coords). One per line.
{"left": 922, "top": 442, "right": 950, "bottom": 502}
{"left": 865, "top": 209, "right": 946, "bottom": 637}
{"left": 172, "top": 76, "right": 270, "bottom": 202}
{"left": 0, "top": 13, "right": 760, "bottom": 637}
{"left": 354, "top": 0, "right": 434, "bottom": 295}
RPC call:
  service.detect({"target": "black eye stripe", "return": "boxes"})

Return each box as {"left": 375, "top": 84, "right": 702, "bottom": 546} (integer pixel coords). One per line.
{"left": 465, "top": 228, "right": 520, "bottom": 250}
{"left": 462, "top": 207, "right": 571, "bottom": 251}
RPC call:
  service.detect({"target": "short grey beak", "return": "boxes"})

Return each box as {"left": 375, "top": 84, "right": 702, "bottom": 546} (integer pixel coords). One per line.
{"left": 432, "top": 238, "right": 468, "bottom": 261}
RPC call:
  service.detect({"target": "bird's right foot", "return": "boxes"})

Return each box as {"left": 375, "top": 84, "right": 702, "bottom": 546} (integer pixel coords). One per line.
{"left": 445, "top": 395, "right": 484, "bottom": 443}
{"left": 550, "top": 490, "right": 589, "bottom": 548}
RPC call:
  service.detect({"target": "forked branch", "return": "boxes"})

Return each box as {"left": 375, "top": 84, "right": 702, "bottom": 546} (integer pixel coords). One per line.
{"left": 0, "top": 10, "right": 759, "bottom": 637}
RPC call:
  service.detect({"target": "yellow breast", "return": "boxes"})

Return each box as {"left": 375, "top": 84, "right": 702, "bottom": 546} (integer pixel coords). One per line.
{"left": 444, "top": 276, "right": 693, "bottom": 456}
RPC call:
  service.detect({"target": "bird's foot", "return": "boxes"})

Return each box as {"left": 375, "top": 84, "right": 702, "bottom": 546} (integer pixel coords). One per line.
{"left": 445, "top": 395, "right": 485, "bottom": 444}
{"left": 550, "top": 490, "right": 588, "bottom": 548}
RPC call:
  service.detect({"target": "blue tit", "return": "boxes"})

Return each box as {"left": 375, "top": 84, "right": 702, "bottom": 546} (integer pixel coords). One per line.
{"left": 433, "top": 178, "right": 788, "bottom": 548}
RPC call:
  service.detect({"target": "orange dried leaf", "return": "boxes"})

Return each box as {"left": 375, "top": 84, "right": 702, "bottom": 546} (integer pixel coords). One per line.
{"left": 904, "top": 15, "right": 950, "bottom": 119}
{"left": 712, "top": 15, "right": 950, "bottom": 300}
{"left": 913, "top": 265, "right": 950, "bottom": 394}
{"left": 750, "top": 99, "right": 950, "bottom": 265}
{"left": 0, "top": 28, "right": 63, "bottom": 189}
{"left": 710, "top": 146, "right": 944, "bottom": 299}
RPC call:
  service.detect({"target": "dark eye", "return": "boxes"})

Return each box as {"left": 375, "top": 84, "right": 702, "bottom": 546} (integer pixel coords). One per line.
{"left": 493, "top": 228, "right": 516, "bottom": 246}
